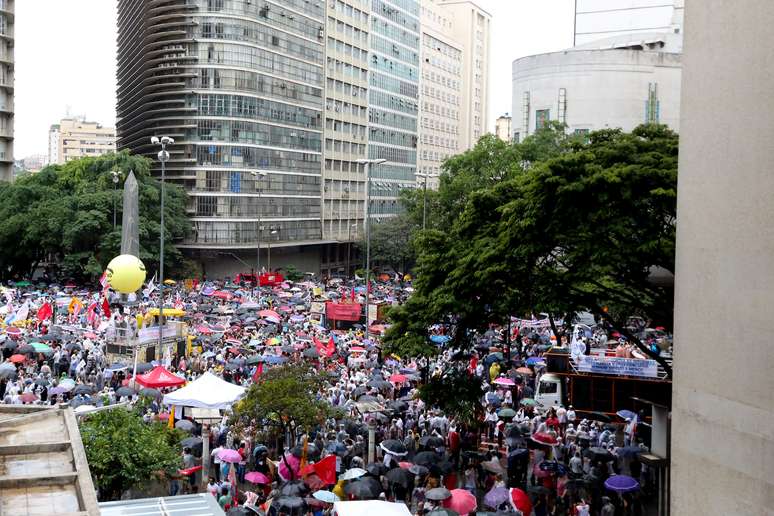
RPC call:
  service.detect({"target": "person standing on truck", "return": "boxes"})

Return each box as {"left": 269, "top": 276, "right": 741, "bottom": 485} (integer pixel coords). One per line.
{"left": 566, "top": 405, "right": 577, "bottom": 426}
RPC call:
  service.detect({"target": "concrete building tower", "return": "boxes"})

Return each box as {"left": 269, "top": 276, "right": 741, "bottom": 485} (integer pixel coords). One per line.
{"left": 671, "top": 0, "right": 774, "bottom": 513}
{"left": 116, "top": 0, "right": 327, "bottom": 275}
{"left": 0, "top": 0, "right": 13, "bottom": 181}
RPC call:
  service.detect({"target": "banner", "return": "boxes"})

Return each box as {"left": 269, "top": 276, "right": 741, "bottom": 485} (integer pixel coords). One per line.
{"left": 310, "top": 302, "right": 325, "bottom": 314}
{"left": 137, "top": 324, "right": 179, "bottom": 344}
{"left": 325, "top": 302, "right": 362, "bottom": 322}
{"left": 259, "top": 273, "right": 284, "bottom": 287}
{"left": 576, "top": 355, "right": 659, "bottom": 378}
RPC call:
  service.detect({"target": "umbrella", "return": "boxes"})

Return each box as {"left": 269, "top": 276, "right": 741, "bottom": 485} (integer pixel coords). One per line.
{"left": 245, "top": 471, "right": 271, "bottom": 484}
{"left": 218, "top": 449, "right": 243, "bottom": 463}
{"left": 408, "top": 464, "right": 428, "bottom": 477}
{"left": 427, "top": 510, "right": 459, "bottom": 516}
{"left": 344, "top": 477, "right": 383, "bottom": 499}
{"left": 70, "top": 396, "right": 93, "bottom": 408}
{"left": 519, "top": 398, "right": 537, "bottom": 407}
{"left": 280, "top": 481, "right": 308, "bottom": 497}
{"left": 498, "top": 408, "right": 517, "bottom": 420}
{"left": 419, "top": 435, "right": 445, "bottom": 448}
{"left": 515, "top": 367, "right": 533, "bottom": 376}
{"left": 366, "top": 463, "right": 389, "bottom": 477}
{"left": 58, "top": 378, "right": 76, "bottom": 391}
{"left": 587, "top": 411, "right": 612, "bottom": 423}
{"left": 527, "top": 485, "right": 551, "bottom": 496}
{"left": 388, "top": 373, "right": 407, "bottom": 384}
{"left": 30, "top": 342, "right": 52, "bottom": 354}
{"left": 584, "top": 447, "right": 614, "bottom": 462}
{"left": 447, "top": 489, "right": 477, "bottom": 515}
{"left": 9, "top": 354, "right": 25, "bottom": 363}
{"left": 604, "top": 475, "right": 640, "bottom": 493}
{"left": 19, "top": 392, "right": 38, "bottom": 403}
{"left": 367, "top": 379, "right": 393, "bottom": 390}
{"left": 73, "top": 384, "right": 95, "bottom": 396}
{"left": 291, "top": 443, "right": 320, "bottom": 461}
{"left": 181, "top": 437, "right": 203, "bottom": 448}
{"left": 116, "top": 386, "right": 136, "bottom": 397}
{"left": 48, "top": 386, "right": 66, "bottom": 395}
{"left": 106, "top": 363, "right": 129, "bottom": 371}
{"left": 302, "top": 348, "right": 320, "bottom": 359}
{"left": 538, "top": 461, "right": 568, "bottom": 475}
{"left": 531, "top": 432, "right": 558, "bottom": 446}
{"left": 386, "top": 400, "right": 409, "bottom": 413}
{"left": 619, "top": 445, "right": 644, "bottom": 458}
{"left": 326, "top": 441, "right": 348, "bottom": 456}
{"left": 429, "top": 334, "right": 451, "bottom": 344}
{"left": 275, "top": 497, "right": 304, "bottom": 509}
{"left": 414, "top": 451, "right": 442, "bottom": 466}
{"left": 312, "top": 490, "right": 339, "bottom": 503}
{"left": 525, "top": 357, "right": 545, "bottom": 366}
{"left": 616, "top": 409, "right": 637, "bottom": 420}
{"left": 385, "top": 467, "right": 413, "bottom": 488}
{"left": 493, "top": 377, "right": 515, "bottom": 386}
{"left": 425, "top": 487, "right": 452, "bottom": 501}
{"left": 1, "top": 340, "right": 17, "bottom": 351}
{"left": 34, "top": 377, "right": 48, "bottom": 387}
{"left": 509, "top": 488, "right": 532, "bottom": 515}
{"left": 340, "top": 467, "right": 367, "bottom": 481}
{"left": 380, "top": 439, "right": 408, "bottom": 456}
{"left": 175, "top": 419, "right": 195, "bottom": 432}
{"left": 481, "top": 460, "right": 505, "bottom": 475}
{"left": 74, "top": 404, "right": 97, "bottom": 414}
{"left": 134, "top": 362, "right": 153, "bottom": 373}
{"left": 484, "top": 487, "right": 509, "bottom": 509}
{"left": 0, "top": 363, "right": 16, "bottom": 379}
{"left": 139, "top": 387, "right": 161, "bottom": 398}
{"left": 17, "top": 344, "right": 36, "bottom": 355}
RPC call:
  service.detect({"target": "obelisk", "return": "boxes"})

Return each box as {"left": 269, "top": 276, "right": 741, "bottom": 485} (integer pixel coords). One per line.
{"left": 120, "top": 170, "right": 140, "bottom": 257}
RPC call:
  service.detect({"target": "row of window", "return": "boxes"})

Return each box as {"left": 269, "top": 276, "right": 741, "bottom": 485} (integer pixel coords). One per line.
{"left": 372, "top": 0, "right": 419, "bottom": 31}
{"left": 369, "top": 128, "right": 417, "bottom": 148}
{"left": 326, "top": 78, "right": 367, "bottom": 101}
{"left": 370, "top": 34, "right": 419, "bottom": 67}
{"left": 324, "top": 118, "right": 368, "bottom": 140}
{"left": 325, "top": 159, "right": 367, "bottom": 174}
{"left": 370, "top": 72, "right": 419, "bottom": 99}
{"left": 197, "top": 93, "right": 322, "bottom": 129}
{"left": 325, "top": 98, "right": 368, "bottom": 119}
{"left": 324, "top": 138, "right": 367, "bottom": 156}
{"left": 420, "top": 133, "right": 458, "bottom": 151}
{"left": 370, "top": 18, "right": 419, "bottom": 50}
{"left": 202, "top": 44, "right": 323, "bottom": 85}
{"left": 197, "top": 145, "right": 321, "bottom": 174}
{"left": 423, "top": 33, "right": 462, "bottom": 62}
{"left": 420, "top": 117, "right": 459, "bottom": 135}
{"left": 376, "top": 0, "right": 419, "bottom": 17}
{"left": 193, "top": 17, "right": 323, "bottom": 64}
{"left": 326, "top": 16, "right": 369, "bottom": 46}
{"left": 422, "top": 68, "right": 460, "bottom": 91}
{"left": 193, "top": 0, "right": 324, "bottom": 38}
{"left": 326, "top": 57, "right": 368, "bottom": 82}
{"left": 370, "top": 108, "right": 417, "bottom": 132}
{"left": 331, "top": 0, "right": 369, "bottom": 25}
{"left": 371, "top": 53, "right": 418, "bottom": 82}
{"left": 422, "top": 85, "right": 460, "bottom": 106}
{"left": 364, "top": 161, "right": 416, "bottom": 181}
{"left": 327, "top": 37, "right": 368, "bottom": 63}
{"left": 368, "top": 143, "right": 416, "bottom": 164}
{"left": 192, "top": 68, "right": 323, "bottom": 106}
{"left": 194, "top": 195, "right": 321, "bottom": 218}
{"left": 369, "top": 89, "right": 418, "bottom": 115}
{"left": 420, "top": 149, "right": 452, "bottom": 163}
{"left": 189, "top": 169, "right": 321, "bottom": 195}
{"left": 189, "top": 220, "right": 321, "bottom": 245}
{"left": 422, "top": 101, "right": 458, "bottom": 121}
{"left": 195, "top": 120, "right": 322, "bottom": 152}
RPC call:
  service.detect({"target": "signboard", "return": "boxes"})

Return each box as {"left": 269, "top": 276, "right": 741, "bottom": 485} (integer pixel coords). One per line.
{"left": 310, "top": 302, "right": 325, "bottom": 314}
{"left": 576, "top": 355, "right": 659, "bottom": 378}
{"left": 137, "top": 324, "right": 179, "bottom": 345}
{"left": 259, "top": 273, "right": 284, "bottom": 287}
{"left": 326, "top": 302, "right": 362, "bottom": 322}
{"left": 367, "top": 304, "right": 378, "bottom": 325}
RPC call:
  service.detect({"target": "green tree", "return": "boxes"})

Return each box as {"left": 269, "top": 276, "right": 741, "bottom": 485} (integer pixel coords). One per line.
{"left": 356, "top": 212, "right": 417, "bottom": 274}
{"left": 384, "top": 125, "right": 677, "bottom": 376}
{"left": 0, "top": 151, "right": 191, "bottom": 281}
{"left": 229, "top": 364, "right": 332, "bottom": 445}
{"left": 418, "top": 367, "right": 484, "bottom": 426}
{"left": 79, "top": 408, "right": 183, "bottom": 501}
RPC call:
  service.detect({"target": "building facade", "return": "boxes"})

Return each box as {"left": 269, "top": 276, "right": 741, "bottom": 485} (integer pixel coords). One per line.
{"left": 494, "top": 113, "right": 511, "bottom": 141}
{"left": 417, "top": 0, "right": 462, "bottom": 189}
{"left": 367, "top": 0, "right": 421, "bottom": 218}
{"left": 116, "top": 0, "right": 328, "bottom": 276}
{"left": 48, "top": 118, "right": 116, "bottom": 165}
{"left": 0, "top": 0, "right": 13, "bottom": 181}
{"left": 511, "top": 44, "right": 682, "bottom": 141}
{"left": 574, "top": 0, "right": 684, "bottom": 47}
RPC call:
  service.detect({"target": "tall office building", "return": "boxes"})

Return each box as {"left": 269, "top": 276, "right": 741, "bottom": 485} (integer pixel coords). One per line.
{"left": 367, "top": 0, "right": 421, "bottom": 218}
{"left": 117, "top": 0, "right": 327, "bottom": 276}
{"left": 0, "top": 0, "right": 13, "bottom": 181}
{"left": 48, "top": 118, "right": 117, "bottom": 165}
{"left": 417, "top": 0, "right": 462, "bottom": 190}
{"left": 434, "top": 1, "right": 490, "bottom": 149}
{"left": 574, "top": 0, "right": 684, "bottom": 48}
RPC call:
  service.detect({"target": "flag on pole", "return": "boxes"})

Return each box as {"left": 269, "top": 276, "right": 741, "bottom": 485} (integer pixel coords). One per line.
{"left": 68, "top": 297, "right": 84, "bottom": 315}
{"left": 14, "top": 301, "right": 29, "bottom": 323}
{"left": 101, "top": 297, "right": 111, "bottom": 319}
{"left": 99, "top": 270, "right": 109, "bottom": 290}
{"left": 37, "top": 302, "right": 53, "bottom": 322}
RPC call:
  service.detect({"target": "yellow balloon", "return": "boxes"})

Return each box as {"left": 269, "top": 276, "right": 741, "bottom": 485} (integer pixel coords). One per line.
{"left": 106, "top": 254, "right": 147, "bottom": 293}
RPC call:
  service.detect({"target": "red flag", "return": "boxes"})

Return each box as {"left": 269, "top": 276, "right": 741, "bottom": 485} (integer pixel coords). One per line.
{"left": 86, "top": 302, "right": 98, "bottom": 324}
{"left": 326, "top": 336, "right": 335, "bottom": 357}
{"left": 351, "top": 287, "right": 355, "bottom": 302}
{"left": 37, "top": 302, "right": 53, "bottom": 322}
{"left": 301, "top": 454, "right": 337, "bottom": 485}
{"left": 313, "top": 336, "right": 325, "bottom": 353}
{"left": 252, "top": 362, "right": 264, "bottom": 382}
{"left": 101, "top": 297, "right": 111, "bottom": 319}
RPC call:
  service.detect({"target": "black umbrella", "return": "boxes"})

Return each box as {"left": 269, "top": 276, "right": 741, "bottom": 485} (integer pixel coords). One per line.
{"left": 134, "top": 362, "right": 153, "bottom": 373}
{"left": 0, "top": 363, "right": 16, "bottom": 380}
{"left": 351, "top": 387, "right": 367, "bottom": 399}
{"left": 409, "top": 464, "right": 429, "bottom": 477}
{"left": 379, "top": 439, "right": 407, "bottom": 456}
{"left": 64, "top": 342, "right": 81, "bottom": 351}
{"left": 344, "top": 477, "right": 383, "bottom": 499}
{"left": 181, "top": 437, "right": 203, "bottom": 448}
{"left": 38, "top": 334, "right": 58, "bottom": 342}
{"left": 290, "top": 444, "right": 320, "bottom": 461}
{"left": 17, "top": 344, "right": 35, "bottom": 355}
{"left": 587, "top": 411, "right": 612, "bottom": 423}
{"left": 1, "top": 340, "right": 17, "bottom": 351}
{"left": 176, "top": 419, "right": 195, "bottom": 432}
{"left": 419, "top": 435, "right": 445, "bottom": 448}
{"left": 302, "top": 348, "right": 320, "bottom": 359}
{"left": 366, "top": 463, "right": 389, "bottom": 477}
{"left": 584, "top": 447, "right": 614, "bottom": 462}
{"left": 139, "top": 387, "right": 161, "bottom": 398}
{"left": 386, "top": 400, "right": 408, "bottom": 412}
{"left": 425, "top": 487, "right": 452, "bottom": 501}
{"left": 73, "top": 384, "right": 95, "bottom": 396}
{"left": 367, "top": 379, "right": 392, "bottom": 390}
{"left": 280, "top": 480, "right": 308, "bottom": 497}
{"left": 246, "top": 355, "right": 264, "bottom": 365}
{"left": 274, "top": 496, "right": 305, "bottom": 510}
{"left": 70, "top": 395, "right": 94, "bottom": 408}
{"left": 431, "top": 460, "right": 455, "bottom": 476}
{"left": 34, "top": 377, "right": 48, "bottom": 386}
{"left": 413, "top": 451, "right": 442, "bottom": 466}
{"left": 385, "top": 467, "right": 413, "bottom": 488}
{"left": 116, "top": 386, "right": 136, "bottom": 397}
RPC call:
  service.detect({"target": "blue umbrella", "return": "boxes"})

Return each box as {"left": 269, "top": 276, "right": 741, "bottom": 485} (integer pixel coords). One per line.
{"left": 429, "top": 335, "right": 451, "bottom": 344}
{"left": 616, "top": 409, "right": 637, "bottom": 420}
{"left": 525, "top": 357, "right": 545, "bottom": 366}
{"left": 604, "top": 475, "right": 640, "bottom": 493}
{"left": 263, "top": 355, "right": 288, "bottom": 365}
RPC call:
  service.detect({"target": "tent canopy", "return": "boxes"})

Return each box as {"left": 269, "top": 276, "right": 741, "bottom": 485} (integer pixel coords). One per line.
{"left": 333, "top": 501, "right": 411, "bottom": 516}
{"left": 135, "top": 366, "right": 186, "bottom": 388}
{"left": 162, "top": 372, "right": 246, "bottom": 409}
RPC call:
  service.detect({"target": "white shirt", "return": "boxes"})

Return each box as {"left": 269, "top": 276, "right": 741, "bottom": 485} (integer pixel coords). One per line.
{"left": 567, "top": 409, "right": 577, "bottom": 422}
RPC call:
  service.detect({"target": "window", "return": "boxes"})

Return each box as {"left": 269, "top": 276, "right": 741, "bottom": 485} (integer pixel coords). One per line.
{"left": 535, "top": 109, "right": 550, "bottom": 131}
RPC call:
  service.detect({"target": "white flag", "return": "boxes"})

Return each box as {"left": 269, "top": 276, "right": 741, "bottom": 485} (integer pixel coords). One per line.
{"left": 14, "top": 300, "right": 29, "bottom": 323}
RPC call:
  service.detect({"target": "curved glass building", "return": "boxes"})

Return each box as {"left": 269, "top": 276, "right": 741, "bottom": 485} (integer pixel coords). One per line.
{"left": 117, "top": 0, "right": 326, "bottom": 274}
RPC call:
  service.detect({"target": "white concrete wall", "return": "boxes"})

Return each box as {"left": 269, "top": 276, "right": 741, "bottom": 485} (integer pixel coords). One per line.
{"left": 511, "top": 49, "right": 681, "bottom": 140}
{"left": 671, "top": 1, "right": 774, "bottom": 514}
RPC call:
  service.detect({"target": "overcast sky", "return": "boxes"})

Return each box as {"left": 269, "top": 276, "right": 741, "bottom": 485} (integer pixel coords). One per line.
{"left": 15, "top": 0, "right": 574, "bottom": 158}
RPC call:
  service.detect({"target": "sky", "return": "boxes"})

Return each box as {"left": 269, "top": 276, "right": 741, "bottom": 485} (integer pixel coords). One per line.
{"left": 14, "top": 0, "right": 574, "bottom": 158}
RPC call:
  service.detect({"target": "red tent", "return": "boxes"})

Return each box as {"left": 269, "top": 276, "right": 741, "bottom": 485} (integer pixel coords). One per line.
{"left": 135, "top": 366, "right": 186, "bottom": 388}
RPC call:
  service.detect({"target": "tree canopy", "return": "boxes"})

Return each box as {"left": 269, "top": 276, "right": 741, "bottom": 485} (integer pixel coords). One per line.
{"left": 79, "top": 408, "right": 183, "bottom": 501}
{"left": 0, "top": 151, "right": 191, "bottom": 281}
{"left": 383, "top": 125, "right": 678, "bottom": 375}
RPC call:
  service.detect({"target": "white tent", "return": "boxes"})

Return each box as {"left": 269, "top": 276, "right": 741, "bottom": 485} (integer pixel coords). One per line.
{"left": 332, "top": 501, "right": 412, "bottom": 516}
{"left": 162, "top": 372, "right": 246, "bottom": 409}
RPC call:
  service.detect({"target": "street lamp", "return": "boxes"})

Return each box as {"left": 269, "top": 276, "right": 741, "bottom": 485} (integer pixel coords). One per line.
{"left": 151, "top": 135, "right": 173, "bottom": 351}
{"left": 415, "top": 171, "right": 438, "bottom": 231}
{"left": 250, "top": 171, "right": 268, "bottom": 276}
{"left": 110, "top": 170, "right": 123, "bottom": 228}
{"left": 267, "top": 229, "right": 279, "bottom": 271}
{"left": 356, "top": 158, "right": 386, "bottom": 341}
{"left": 347, "top": 223, "right": 357, "bottom": 277}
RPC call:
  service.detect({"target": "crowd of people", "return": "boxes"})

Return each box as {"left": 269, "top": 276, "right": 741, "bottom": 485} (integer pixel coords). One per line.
{"left": 0, "top": 274, "right": 660, "bottom": 515}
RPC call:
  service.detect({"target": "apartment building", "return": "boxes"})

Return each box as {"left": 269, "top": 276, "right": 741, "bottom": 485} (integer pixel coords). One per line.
{"left": 48, "top": 118, "right": 116, "bottom": 165}
{"left": 0, "top": 0, "right": 13, "bottom": 181}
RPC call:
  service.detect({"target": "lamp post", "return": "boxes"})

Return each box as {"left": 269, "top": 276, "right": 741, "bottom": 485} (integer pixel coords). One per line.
{"left": 347, "top": 223, "right": 357, "bottom": 277}
{"left": 356, "top": 158, "right": 386, "bottom": 341}
{"left": 415, "top": 172, "right": 437, "bottom": 231}
{"left": 267, "top": 229, "right": 278, "bottom": 271}
{"left": 151, "top": 136, "right": 173, "bottom": 352}
{"left": 250, "top": 171, "right": 268, "bottom": 277}
{"left": 110, "top": 170, "right": 122, "bottom": 229}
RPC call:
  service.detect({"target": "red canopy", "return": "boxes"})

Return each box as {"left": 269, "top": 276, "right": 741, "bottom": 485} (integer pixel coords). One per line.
{"left": 135, "top": 366, "right": 186, "bottom": 388}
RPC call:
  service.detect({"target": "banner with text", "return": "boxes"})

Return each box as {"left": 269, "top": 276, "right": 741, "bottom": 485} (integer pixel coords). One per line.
{"left": 326, "top": 302, "right": 362, "bottom": 322}
{"left": 576, "top": 355, "right": 659, "bottom": 378}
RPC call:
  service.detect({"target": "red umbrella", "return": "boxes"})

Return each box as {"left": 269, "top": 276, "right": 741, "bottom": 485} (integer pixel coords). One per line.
{"left": 245, "top": 471, "right": 271, "bottom": 484}
{"left": 6, "top": 327, "right": 21, "bottom": 337}
{"left": 398, "top": 461, "right": 413, "bottom": 469}
{"left": 9, "top": 354, "right": 25, "bottom": 363}
{"left": 389, "top": 374, "right": 407, "bottom": 384}
{"left": 196, "top": 325, "right": 213, "bottom": 335}
{"left": 213, "top": 291, "right": 232, "bottom": 300}
{"left": 19, "top": 392, "right": 38, "bottom": 403}
{"left": 531, "top": 432, "right": 558, "bottom": 446}
{"left": 445, "top": 488, "right": 477, "bottom": 515}
{"left": 510, "top": 488, "right": 532, "bottom": 514}
{"left": 258, "top": 309, "right": 281, "bottom": 320}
